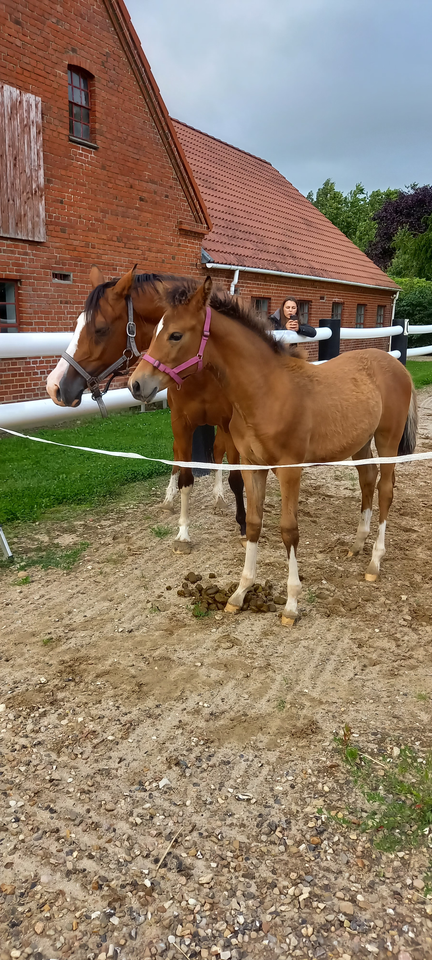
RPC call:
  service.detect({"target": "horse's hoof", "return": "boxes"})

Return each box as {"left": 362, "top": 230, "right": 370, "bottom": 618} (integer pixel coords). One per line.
{"left": 225, "top": 602, "right": 241, "bottom": 614}
{"left": 347, "top": 550, "right": 354, "bottom": 558}
{"left": 161, "top": 502, "right": 175, "bottom": 514}
{"left": 365, "top": 572, "right": 377, "bottom": 582}
{"left": 239, "top": 536, "right": 247, "bottom": 549}
{"left": 173, "top": 541, "right": 192, "bottom": 555}
{"left": 281, "top": 615, "right": 296, "bottom": 627}
{"left": 213, "top": 496, "right": 226, "bottom": 512}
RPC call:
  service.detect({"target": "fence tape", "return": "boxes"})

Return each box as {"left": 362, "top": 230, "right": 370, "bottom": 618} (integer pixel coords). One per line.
{"left": 1, "top": 426, "right": 432, "bottom": 471}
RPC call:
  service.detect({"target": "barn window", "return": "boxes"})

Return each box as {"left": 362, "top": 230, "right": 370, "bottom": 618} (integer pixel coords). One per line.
{"left": 376, "top": 305, "right": 385, "bottom": 327}
{"left": 299, "top": 301, "right": 311, "bottom": 323}
{"left": 0, "top": 280, "right": 18, "bottom": 333}
{"left": 0, "top": 84, "right": 46, "bottom": 242}
{"left": 68, "top": 68, "right": 92, "bottom": 142}
{"left": 253, "top": 297, "right": 269, "bottom": 318}
{"left": 332, "top": 301, "right": 343, "bottom": 320}
{"left": 356, "top": 304, "right": 366, "bottom": 328}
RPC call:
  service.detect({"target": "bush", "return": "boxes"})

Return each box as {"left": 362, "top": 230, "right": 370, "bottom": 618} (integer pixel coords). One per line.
{"left": 393, "top": 277, "right": 432, "bottom": 346}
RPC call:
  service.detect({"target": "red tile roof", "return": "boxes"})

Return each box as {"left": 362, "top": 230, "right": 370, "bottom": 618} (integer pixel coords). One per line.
{"left": 172, "top": 120, "right": 398, "bottom": 291}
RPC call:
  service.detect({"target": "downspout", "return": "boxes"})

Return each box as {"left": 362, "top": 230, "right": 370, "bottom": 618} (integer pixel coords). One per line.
{"left": 229, "top": 268, "right": 239, "bottom": 296}
{"left": 391, "top": 290, "right": 399, "bottom": 321}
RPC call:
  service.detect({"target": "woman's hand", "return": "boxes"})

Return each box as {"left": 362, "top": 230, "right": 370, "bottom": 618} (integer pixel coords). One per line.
{"left": 285, "top": 318, "right": 299, "bottom": 331}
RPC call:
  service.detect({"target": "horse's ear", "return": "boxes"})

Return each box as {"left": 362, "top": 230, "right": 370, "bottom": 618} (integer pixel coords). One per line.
{"left": 89, "top": 265, "right": 106, "bottom": 288}
{"left": 190, "top": 275, "right": 212, "bottom": 309}
{"left": 112, "top": 265, "right": 137, "bottom": 299}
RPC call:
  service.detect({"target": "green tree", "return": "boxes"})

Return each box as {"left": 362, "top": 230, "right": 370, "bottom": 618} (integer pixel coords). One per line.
{"left": 393, "top": 276, "right": 432, "bottom": 346}
{"left": 307, "top": 179, "right": 398, "bottom": 252}
{"left": 389, "top": 216, "right": 432, "bottom": 280}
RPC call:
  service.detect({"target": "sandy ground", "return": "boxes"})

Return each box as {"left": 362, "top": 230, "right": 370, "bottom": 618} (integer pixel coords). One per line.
{"left": 1, "top": 390, "right": 432, "bottom": 960}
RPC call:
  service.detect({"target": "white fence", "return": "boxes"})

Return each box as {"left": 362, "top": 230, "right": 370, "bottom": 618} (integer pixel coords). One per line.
{"left": 1, "top": 320, "right": 432, "bottom": 431}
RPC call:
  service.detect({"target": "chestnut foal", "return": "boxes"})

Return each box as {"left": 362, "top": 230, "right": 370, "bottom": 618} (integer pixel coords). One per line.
{"left": 129, "top": 276, "right": 417, "bottom": 625}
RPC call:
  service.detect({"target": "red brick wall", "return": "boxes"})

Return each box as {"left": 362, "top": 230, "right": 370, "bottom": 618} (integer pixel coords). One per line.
{"left": 0, "top": 0, "right": 205, "bottom": 401}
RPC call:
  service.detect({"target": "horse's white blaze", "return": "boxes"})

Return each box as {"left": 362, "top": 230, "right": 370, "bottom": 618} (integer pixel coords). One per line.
{"left": 46, "top": 313, "right": 86, "bottom": 399}
{"left": 213, "top": 468, "right": 224, "bottom": 502}
{"left": 175, "top": 485, "right": 192, "bottom": 542}
{"left": 156, "top": 315, "right": 165, "bottom": 337}
{"left": 370, "top": 520, "right": 386, "bottom": 571}
{"left": 164, "top": 472, "right": 179, "bottom": 504}
{"left": 228, "top": 541, "right": 258, "bottom": 608}
{"left": 284, "top": 545, "right": 301, "bottom": 619}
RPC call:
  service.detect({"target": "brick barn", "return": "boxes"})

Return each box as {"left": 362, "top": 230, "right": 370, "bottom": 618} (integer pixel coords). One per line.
{"left": 1, "top": 0, "right": 399, "bottom": 407}
{"left": 173, "top": 120, "right": 399, "bottom": 354}
{"left": 0, "top": 0, "right": 210, "bottom": 403}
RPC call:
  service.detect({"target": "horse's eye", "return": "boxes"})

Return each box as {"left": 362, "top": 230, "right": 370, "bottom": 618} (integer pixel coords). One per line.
{"left": 95, "top": 326, "right": 109, "bottom": 339}
{"left": 169, "top": 332, "right": 183, "bottom": 342}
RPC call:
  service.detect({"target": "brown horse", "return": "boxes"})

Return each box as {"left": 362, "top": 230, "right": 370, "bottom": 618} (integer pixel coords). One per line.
{"left": 46, "top": 267, "right": 246, "bottom": 551}
{"left": 129, "top": 276, "right": 418, "bottom": 625}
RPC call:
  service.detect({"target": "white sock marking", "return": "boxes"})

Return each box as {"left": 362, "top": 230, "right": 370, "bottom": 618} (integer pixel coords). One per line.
{"left": 213, "top": 468, "right": 224, "bottom": 502}
{"left": 175, "top": 485, "right": 191, "bottom": 542}
{"left": 164, "top": 473, "right": 178, "bottom": 504}
{"left": 370, "top": 520, "right": 386, "bottom": 571}
{"left": 285, "top": 545, "right": 301, "bottom": 618}
{"left": 228, "top": 541, "right": 258, "bottom": 608}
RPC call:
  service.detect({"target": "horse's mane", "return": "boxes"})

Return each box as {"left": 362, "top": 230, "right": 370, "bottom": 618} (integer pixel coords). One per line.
{"left": 163, "top": 278, "right": 286, "bottom": 355}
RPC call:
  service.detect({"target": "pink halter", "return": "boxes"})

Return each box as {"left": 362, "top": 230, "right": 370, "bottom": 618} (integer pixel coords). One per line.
{"left": 142, "top": 307, "right": 212, "bottom": 389}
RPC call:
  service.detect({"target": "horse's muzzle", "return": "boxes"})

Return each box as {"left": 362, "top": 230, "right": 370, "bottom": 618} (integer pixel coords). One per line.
{"left": 128, "top": 372, "right": 160, "bottom": 403}
{"left": 58, "top": 369, "right": 86, "bottom": 407}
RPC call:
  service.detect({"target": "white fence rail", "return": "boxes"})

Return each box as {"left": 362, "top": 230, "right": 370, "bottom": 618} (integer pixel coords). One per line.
{"left": 0, "top": 332, "right": 74, "bottom": 359}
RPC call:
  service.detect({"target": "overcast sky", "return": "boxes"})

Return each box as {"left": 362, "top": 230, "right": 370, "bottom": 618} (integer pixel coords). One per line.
{"left": 126, "top": 0, "right": 431, "bottom": 198}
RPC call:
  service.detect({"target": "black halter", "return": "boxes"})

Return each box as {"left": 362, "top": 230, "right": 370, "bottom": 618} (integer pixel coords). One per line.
{"left": 61, "top": 296, "right": 141, "bottom": 418}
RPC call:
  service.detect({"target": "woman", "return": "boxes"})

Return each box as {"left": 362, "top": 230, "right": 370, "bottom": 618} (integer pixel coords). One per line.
{"left": 269, "top": 296, "right": 317, "bottom": 338}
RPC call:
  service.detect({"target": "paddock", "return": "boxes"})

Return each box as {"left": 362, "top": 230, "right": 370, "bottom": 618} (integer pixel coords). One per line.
{"left": 1, "top": 391, "right": 432, "bottom": 959}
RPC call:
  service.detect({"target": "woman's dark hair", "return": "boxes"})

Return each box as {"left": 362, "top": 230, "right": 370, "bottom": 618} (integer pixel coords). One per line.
{"left": 280, "top": 295, "right": 300, "bottom": 317}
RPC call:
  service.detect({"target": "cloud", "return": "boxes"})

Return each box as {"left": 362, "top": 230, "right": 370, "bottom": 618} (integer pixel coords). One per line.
{"left": 127, "top": 0, "right": 432, "bottom": 195}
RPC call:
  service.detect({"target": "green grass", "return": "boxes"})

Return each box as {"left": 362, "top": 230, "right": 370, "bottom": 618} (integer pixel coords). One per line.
{"left": 150, "top": 524, "right": 172, "bottom": 539}
{"left": 407, "top": 359, "right": 432, "bottom": 389}
{"left": 0, "top": 409, "right": 173, "bottom": 523}
{"left": 323, "top": 725, "right": 432, "bottom": 890}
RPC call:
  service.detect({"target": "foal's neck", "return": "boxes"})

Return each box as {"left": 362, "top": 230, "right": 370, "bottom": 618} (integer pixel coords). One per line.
{"left": 205, "top": 310, "right": 288, "bottom": 407}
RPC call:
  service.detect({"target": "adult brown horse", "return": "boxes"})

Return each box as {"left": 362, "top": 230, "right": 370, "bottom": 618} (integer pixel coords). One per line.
{"left": 46, "top": 266, "right": 246, "bottom": 551}
{"left": 129, "top": 276, "right": 418, "bottom": 625}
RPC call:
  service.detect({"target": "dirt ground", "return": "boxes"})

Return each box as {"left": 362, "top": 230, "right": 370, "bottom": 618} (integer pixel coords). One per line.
{"left": 1, "top": 391, "right": 432, "bottom": 960}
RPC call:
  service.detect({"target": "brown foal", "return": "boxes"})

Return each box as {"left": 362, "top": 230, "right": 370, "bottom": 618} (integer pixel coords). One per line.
{"left": 46, "top": 267, "right": 246, "bottom": 550}
{"left": 129, "top": 276, "right": 417, "bottom": 625}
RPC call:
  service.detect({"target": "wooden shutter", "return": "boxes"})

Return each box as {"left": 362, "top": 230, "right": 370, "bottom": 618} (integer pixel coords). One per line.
{"left": 0, "top": 83, "right": 46, "bottom": 242}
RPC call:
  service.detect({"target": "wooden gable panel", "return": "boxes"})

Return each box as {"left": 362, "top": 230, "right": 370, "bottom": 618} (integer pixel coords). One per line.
{"left": 0, "top": 84, "right": 46, "bottom": 242}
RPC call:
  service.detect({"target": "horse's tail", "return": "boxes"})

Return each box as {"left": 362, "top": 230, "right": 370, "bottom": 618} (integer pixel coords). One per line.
{"left": 398, "top": 385, "right": 418, "bottom": 456}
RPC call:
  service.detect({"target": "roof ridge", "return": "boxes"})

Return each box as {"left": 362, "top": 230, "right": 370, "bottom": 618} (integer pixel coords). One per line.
{"left": 171, "top": 118, "right": 275, "bottom": 169}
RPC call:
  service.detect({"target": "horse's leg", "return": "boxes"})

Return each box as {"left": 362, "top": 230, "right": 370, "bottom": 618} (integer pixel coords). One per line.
{"left": 162, "top": 466, "right": 180, "bottom": 513}
{"left": 225, "top": 468, "right": 268, "bottom": 613}
{"left": 170, "top": 423, "right": 194, "bottom": 554}
{"left": 348, "top": 442, "right": 378, "bottom": 556}
{"left": 365, "top": 461, "right": 395, "bottom": 582}
{"left": 224, "top": 430, "right": 246, "bottom": 540}
{"left": 212, "top": 427, "right": 226, "bottom": 508}
{"left": 277, "top": 468, "right": 303, "bottom": 626}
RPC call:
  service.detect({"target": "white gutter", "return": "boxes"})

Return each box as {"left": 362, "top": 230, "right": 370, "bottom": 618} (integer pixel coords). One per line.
{"left": 391, "top": 290, "right": 399, "bottom": 321}
{"left": 205, "top": 262, "right": 398, "bottom": 293}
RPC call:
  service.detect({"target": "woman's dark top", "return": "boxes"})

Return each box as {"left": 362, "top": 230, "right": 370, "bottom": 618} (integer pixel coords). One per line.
{"left": 269, "top": 308, "right": 317, "bottom": 338}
